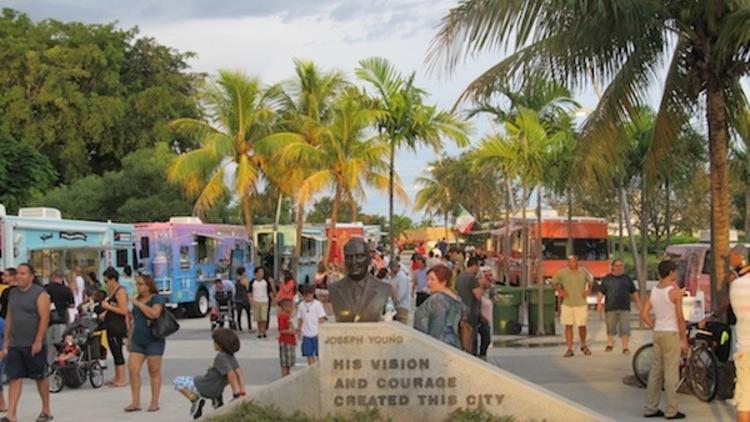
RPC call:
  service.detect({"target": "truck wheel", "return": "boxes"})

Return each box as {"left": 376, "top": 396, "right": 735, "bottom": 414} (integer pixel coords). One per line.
{"left": 188, "top": 289, "right": 210, "bottom": 318}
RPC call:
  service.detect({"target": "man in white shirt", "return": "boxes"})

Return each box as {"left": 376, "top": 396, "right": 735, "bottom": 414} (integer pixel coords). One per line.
{"left": 731, "top": 267, "right": 750, "bottom": 422}
{"left": 249, "top": 267, "right": 271, "bottom": 338}
{"left": 388, "top": 262, "right": 412, "bottom": 324}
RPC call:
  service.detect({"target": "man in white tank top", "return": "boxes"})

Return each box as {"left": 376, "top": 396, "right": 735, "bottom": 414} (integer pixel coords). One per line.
{"left": 731, "top": 267, "right": 750, "bottom": 421}
{"left": 639, "top": 260, "right": 688, "bottom": 419}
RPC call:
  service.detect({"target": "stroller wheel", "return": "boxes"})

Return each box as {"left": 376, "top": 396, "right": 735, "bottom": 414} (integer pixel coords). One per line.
{"left": 49, "top": 369, "right": 64, "bottom": 393}
{"left": 89, "top": 361, "right": 104, "bottom": 388}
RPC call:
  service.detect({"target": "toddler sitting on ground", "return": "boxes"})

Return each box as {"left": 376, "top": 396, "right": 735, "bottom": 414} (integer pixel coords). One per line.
{"left": 173, "top": 328, "right": 243, "bottom": 419}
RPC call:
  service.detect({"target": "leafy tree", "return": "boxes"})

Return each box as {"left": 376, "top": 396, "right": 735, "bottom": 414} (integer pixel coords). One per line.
{"left": 0, "top": 9, "right": 202, "bottom": 183}
{"left": 429, "top": 0, "right": 750, "bottom": 307}
{"left": 0, "top": 131, "right": 56, "bottom": 213}
{"left": 356, "top": 57, "right": 470, "bottom": 261}
{"left": 32, "top": 143, "right": 197, "bottom": 223}
{"left": 306, "top": 197, "right": 359, "bottom": 224}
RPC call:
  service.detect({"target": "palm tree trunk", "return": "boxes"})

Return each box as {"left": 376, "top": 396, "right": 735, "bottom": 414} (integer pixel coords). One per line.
{"left": 444, "top": 211, "right": 449, "bottom": 243}
{"left": 745, "top": 185, "right": 750, "bottom": 241}
{"left": 503, "top": 185, "right": 512, "bottom": 284}
{"left": 521, "top": 186, "right": 529, "bottom": 288}
{"left": 241, "top": 194, "right": 254, "bottom": 255}
{"left": 326, "top": 184, "right": 343, "bottom": 261}
{"left": 707, "top": 80, "right": 731, "bottom": 316}
{"left": 292, "top": 199, "right": 304, "bottom": 278}
{"left": 349, "top": 198, "right": 359, "bottom": 223}
{"left": 620, "top": 188, "right": 643, "bottom": 294}
{"left": 618, "top": 201, "right": 624, "bottom": 259}
{"left": 640, "top": 175, "right": 649, "bottom": 291}
{"left": 388, "top": 136, "right": 396, "bottom": 264}
{"left": 566, "top": 188, "right": 573, "bottom": 257}
{"left": 536, "top": 185, "right": 545, "bottom": 335}
{"left": 272, "top": 193, "right": 283, "bottom": 280}
{"left": 665, "top": 176, "right": 672, "bottom": 247}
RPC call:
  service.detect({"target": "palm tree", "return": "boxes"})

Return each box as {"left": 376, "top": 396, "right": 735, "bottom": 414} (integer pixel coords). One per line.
{"left": 276, "top": 60, "right": 348, "bottom": 274}
{"left": 168, "top": 70, "right": 293, "bottom": 241}
{"left": 356, "top": 57, "right": 470, "bottom": 261}
{"left": 414, "top": 161, "right": 455, "bottom": 240}
{"left": 472, "top": 108, "right": 558, "bottom": 334}
{"left": 430, "top": 0, "right": 750, "bottom": 312}
{"left": 279, "top": 89, "right": 404, "bottom": 260}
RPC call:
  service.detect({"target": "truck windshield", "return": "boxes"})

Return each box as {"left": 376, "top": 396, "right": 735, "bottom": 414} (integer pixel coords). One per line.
{"left": 542, "top": 239, "right": 609, "bottom": 261}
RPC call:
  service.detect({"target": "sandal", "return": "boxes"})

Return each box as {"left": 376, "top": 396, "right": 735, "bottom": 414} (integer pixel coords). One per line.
{"left": 604, "top": 345, "right": 613, "bottom": 352}
{"left": 563, "top": 349, "right": 574, "bottom": 358}
{"left": 580, "top": 345, "right": 592, "bottom": 356}
{"left": 1, "top": 417, "right": 17, "bottom": 422}
{"left": 36, "top": 413, "right": 54, "bottom": 422}
{"left": 623, "top": 348, "right": 630, "bottom": 355}
{"left": 147, "top": 407, "right": 160, "bottom": 412}
{"left": 124, "top": 405, "right": 141, "bottom": 412}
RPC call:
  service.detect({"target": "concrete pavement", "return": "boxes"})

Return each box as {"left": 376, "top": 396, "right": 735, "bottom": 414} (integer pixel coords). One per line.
{"left": 8, "top": 310, "right": 736, "bottom": 421}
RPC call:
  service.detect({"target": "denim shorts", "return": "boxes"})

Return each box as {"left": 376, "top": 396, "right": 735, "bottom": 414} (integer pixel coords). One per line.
{"left": 130, "top": 340, "right": 166, "bottom": 356}
{"left": 173, "top": 376, "right": 198, "bottom": 396}
{"left": 301, "top": 336, "right": 318, "bottom": 357}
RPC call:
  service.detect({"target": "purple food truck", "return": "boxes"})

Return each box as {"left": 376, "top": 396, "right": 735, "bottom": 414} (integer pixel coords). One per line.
{"left": 135, "top": 217, "right": 253, "bottom": 317}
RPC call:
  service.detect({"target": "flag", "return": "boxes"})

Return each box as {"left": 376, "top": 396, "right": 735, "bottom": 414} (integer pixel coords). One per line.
{"left": 454, "top": 205, "right": 476, "bottom": 234}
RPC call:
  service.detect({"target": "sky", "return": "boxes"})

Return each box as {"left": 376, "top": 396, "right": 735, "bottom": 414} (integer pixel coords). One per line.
{"left": 3, "top": 0, "right": 601, "bottom": 221}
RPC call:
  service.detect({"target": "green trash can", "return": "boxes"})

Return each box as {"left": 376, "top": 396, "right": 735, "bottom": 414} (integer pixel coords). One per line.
{"left": 492, "top": 286, "right": 524, "bottom": 335}
{"left": 527, "top": 285, "right": 556, "bottom": 335}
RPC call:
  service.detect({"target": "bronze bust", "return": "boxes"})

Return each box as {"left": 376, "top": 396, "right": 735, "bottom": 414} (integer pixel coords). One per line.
{"left": 328, "top": 237, "right": 391, "bottom": 322}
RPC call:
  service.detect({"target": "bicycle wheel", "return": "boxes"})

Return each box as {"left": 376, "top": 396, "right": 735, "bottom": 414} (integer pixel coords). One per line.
{"left": 632, "top": 343, "right": 654, "bottom": 386}
{"left": 688, "top": 344, "right": 719, "bottom": 402}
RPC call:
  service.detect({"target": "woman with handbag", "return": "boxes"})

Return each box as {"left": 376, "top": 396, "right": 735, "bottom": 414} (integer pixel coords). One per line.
{"left": 125, "top": 274, "right": 167, "bottom": 413}
{"left": 413, "top": 264, "right": 469, "bottom": 350}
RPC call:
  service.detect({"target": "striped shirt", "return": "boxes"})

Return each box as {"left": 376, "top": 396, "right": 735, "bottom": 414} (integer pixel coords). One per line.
{"left": 730, "top": 273, "right": 750, "bottom": 351}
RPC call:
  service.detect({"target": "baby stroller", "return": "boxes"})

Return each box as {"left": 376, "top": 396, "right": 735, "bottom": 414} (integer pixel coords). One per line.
{"left": 210, "top": 290, "right": 237, "bottom": 331}
{"left": 48, "top": 314, "right": 105, "bottom": 393}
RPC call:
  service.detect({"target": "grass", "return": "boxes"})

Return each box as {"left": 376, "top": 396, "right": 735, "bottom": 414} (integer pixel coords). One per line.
{"left": 207, "top": 402, "right": 516, "bottom": 422}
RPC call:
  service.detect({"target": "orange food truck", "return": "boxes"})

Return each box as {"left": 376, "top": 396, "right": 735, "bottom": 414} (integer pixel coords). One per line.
{"left": 492, "top": 214, "right": 610, "bottom": 285}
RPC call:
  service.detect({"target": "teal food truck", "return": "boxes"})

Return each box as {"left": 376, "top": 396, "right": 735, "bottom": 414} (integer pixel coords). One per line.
{"left": 0, "top": 205, "right": 135, "bottom": 284}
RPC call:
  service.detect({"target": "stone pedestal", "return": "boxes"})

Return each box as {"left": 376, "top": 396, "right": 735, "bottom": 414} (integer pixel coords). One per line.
{"left": 225, "top": 322, "right": 609, "bottom": 421}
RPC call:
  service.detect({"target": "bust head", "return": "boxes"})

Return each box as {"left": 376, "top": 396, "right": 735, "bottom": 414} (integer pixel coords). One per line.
{"left": 344, "top": 237, "right": 370, "bottom": 281}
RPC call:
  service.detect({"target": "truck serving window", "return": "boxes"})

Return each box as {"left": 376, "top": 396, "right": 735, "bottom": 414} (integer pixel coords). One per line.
{"left": 116, "top": 249, "right": 128, "bottom": 267}
{"left": 542, "top": 238, "right": 609, "bottom": 261}
{"left": 140, "top": 237, "right": 150, "bottom": 259}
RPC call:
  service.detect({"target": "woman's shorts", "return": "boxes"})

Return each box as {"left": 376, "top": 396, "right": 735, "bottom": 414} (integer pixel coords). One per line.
{"left": 130, "top": 339, "right": 166, "bottom": 356}
{"left": 173, "top": 376, "right": 198, "bottom": 396}
{"left": 279, "top": 343, "right": 296, "bottom": 368}
{"left": 252, "top": 301, "right": 269, "bottom": 322}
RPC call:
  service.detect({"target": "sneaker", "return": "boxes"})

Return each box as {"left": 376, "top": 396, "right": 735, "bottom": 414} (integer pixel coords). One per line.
{"left": 190, "top": 398, "right": 205, "bottom": 420}
{"left": 666, "top": 412, "right": 686, "bottom": 420}
{"left": 211, "top": 396, "right": 224, "bottom": 409}
{"left": 726, "top": 398, "right": 737, "bottom": 406}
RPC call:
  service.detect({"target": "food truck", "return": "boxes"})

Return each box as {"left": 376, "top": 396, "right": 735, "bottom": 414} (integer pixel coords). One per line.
{"left": 0, "top": 205, "right": 135, "bottom": 283}
{"left": 254, "top": 224, "right": 326, "bottom": 285}
{"left": 135, "top": 217, "right": 253, "bottom": 317}
{"left": 492, "top": 213, "right": 610, "bottom": 285}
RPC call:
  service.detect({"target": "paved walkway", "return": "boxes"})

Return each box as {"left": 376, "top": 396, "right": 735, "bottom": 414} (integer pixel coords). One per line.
{"left": 8, "top": 311, "right": 737, "bottom": 421}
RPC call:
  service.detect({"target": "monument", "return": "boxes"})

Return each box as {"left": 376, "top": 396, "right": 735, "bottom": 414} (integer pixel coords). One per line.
{"left": 226, "top": 322, "right": 610, "bottom": 421}
{"left": 328, "top": 237, "right": 391, "bottom": 322}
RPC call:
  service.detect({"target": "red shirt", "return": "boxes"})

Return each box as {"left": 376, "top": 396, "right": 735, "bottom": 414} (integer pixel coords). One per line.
{"left": 277, "top": 313, "right": 296, "bottom": 345}
{"left": 277, "top": 280, "right": 296, "bottom": 303}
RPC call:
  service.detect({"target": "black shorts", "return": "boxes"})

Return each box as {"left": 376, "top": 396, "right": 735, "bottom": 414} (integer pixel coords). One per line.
{"left": 6, "top": 346, "right": 48, "bottom": 380}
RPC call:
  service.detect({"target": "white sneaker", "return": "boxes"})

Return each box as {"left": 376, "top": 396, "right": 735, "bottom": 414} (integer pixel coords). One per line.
{"left": 726, "top": 398, "right": 737, "bottom": 407}
{"left": 190, "top": 398, "right": 206, "bottom": 419}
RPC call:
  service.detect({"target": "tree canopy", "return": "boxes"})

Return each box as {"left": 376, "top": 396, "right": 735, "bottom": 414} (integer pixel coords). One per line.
{"left": 0, "top": 8, "right": 202, "bottom": 183}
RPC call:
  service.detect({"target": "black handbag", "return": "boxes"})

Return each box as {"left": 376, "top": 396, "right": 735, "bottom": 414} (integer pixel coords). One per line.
{"left": 150, "top": 304, "right": 180, "bottom": 339}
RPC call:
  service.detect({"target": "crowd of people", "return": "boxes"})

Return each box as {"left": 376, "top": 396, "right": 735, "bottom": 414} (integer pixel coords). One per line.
{"left": 0, "top": 239, "right": 747, "bottom": 421}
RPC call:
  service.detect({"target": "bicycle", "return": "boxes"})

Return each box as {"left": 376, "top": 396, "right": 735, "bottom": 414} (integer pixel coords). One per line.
{"left": 632, "top": 322, "right": 719, "bottom": 402}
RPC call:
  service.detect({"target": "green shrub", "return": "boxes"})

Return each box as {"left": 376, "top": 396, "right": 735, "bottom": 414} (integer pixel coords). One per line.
{"left": 207, "top": 402, "right": 517, "bottom": 422}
